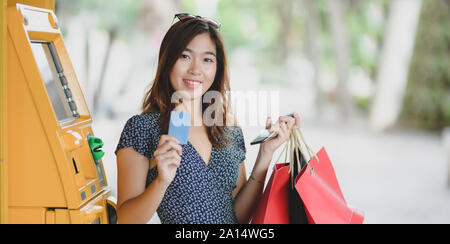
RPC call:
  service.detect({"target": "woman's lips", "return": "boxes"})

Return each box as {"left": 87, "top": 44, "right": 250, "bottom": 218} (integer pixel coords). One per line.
{"left": 183, "top": 79, "right": 202, "bottom": 89}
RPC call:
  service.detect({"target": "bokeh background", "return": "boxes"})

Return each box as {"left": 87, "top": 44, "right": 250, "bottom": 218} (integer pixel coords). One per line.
{"left": 55, "top": 0, "right": 450, "bottom": 224}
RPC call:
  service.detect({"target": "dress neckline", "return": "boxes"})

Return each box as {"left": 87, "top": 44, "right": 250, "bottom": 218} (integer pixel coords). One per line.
{"left": 187, "top": 141, "right": 215, "bottom": 167}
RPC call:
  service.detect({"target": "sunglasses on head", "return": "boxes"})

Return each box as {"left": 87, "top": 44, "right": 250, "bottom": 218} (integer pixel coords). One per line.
{"left": 174, "top": 13, "right": 221, "bottom": 29}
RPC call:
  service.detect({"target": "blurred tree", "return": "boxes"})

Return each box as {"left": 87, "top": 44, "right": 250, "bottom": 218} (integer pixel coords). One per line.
{"left": 327, "top": 0, "right": 352, "bottom": 119}
{"left": 345, "top": 0, "right": 388, "bottom": 112}
{"left": 313, "top": 0, "right": 389, "bottom": 113}
{"left": 58, "top": 0, "right": 182, "bottom": 117}
{"left": 57, "top": 0, "right": 142, "bottom": 116}
{"left": 346, "top": 0, "right": 387, "bottom": 78}
{"left": 400, "top": 0, "right": 450, "bottom": 130}
{"left": 217, "top": 0, "right": 300, "bottom": 85}
{"left": 369, "top": 0, "right": 423, "bottom": 131}
{"left": 302, "top": 0, "right": 323, "bottom": 118}
{"left": 216, "top": 0, "right": 282, "bottom": 52}
{"left": 273, "top": 0, "right": 294, "bottom": 64}
{"left": 82, "top": 0, "right": 141, "bottom": 116}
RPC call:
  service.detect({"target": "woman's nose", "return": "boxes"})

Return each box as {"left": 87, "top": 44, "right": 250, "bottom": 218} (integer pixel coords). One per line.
{"left": 188, "top": 59, "right": 202, "bottom": 75}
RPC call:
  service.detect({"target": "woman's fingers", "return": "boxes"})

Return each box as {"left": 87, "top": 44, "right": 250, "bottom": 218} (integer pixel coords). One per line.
{"left": 154, "top": 142, "right": 182, "bottom": 157}
{"left": 293, "top": 112, "right": 301, "bottom": 129}
{"left": 267, "top": 113, "right": 299, "bottom": 132}
{"left": 279, "top": 116, "right": 295, "bottom": 130}
{"left": 280, "top": 121, "right": 291, "bottom": 140}
{"left": 155, "top": 150, "right": 181, "bottom": 165}
{"left": 155, "top": 137, "right": 182, "bottom": 157}
{"left": 158, "top": 135, "right": 180, "bottom": 147}
{"left": 277, "top": 113, "right": 300, "bottom": 141}
{"left": 166, "top": 155, "right": 181, "bottom": 168}
{"left": 265, "top": 117, "right": 272, "bottom": 130}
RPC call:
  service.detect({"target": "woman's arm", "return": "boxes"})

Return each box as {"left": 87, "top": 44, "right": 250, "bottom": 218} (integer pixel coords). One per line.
{"left": 233, "top": 113, "right": 300, "bottom": 224}
{"left": 233, "top": 148, "right": 273, "bottom": 224}
{"left": 116, "top": 135, "right": 182, "bottom": 224}
{"left": 116, "top": 148, "right": 167, "bottom": 224}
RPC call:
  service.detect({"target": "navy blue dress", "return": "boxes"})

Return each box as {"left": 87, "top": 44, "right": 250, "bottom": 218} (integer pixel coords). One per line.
{"left": 115, "top": 113, "right": 246, "bottom": 224}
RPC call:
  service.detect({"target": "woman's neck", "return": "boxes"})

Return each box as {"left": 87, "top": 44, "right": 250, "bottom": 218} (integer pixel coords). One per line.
{"left": 175, "top": 98, "right": 203, "bottom": 127}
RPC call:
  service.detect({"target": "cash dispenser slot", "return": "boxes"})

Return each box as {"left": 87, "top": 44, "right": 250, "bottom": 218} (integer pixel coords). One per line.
{"left": 72, "top": 158, "right": 79, "bottom": 174}
{"left": 64, "top": 129, "right": 103, "bottom": 201}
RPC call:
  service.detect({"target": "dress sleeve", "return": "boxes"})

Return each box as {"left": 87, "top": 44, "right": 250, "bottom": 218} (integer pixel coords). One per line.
{"left": 115, "top": 115, "right": 154, "bottom": 158}
{"left": 235, "top": 126, "right": 246, "bottom": 163}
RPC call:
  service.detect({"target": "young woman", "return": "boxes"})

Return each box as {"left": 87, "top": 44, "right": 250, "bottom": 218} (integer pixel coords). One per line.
{"left": 115, "top": 13, "right": 300, "bottom": 224}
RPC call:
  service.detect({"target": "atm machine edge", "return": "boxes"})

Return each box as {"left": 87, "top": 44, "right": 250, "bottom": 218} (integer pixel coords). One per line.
{"left": 4, "top": 3, "right": 117, "bottom": 224}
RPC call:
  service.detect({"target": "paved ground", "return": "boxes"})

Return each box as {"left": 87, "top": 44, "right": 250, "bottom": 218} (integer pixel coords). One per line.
{"left": 93, "top": 85, "right": 450, "bottom": 224}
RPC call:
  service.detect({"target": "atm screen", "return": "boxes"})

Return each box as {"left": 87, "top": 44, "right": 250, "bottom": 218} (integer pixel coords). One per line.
{"left": 30, "top": 41, "right": 79, "bottom": 123}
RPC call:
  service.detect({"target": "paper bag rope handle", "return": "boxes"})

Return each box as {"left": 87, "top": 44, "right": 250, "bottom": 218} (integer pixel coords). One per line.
{"left": 273, "top": 127, "right": 319, "bottom": 180}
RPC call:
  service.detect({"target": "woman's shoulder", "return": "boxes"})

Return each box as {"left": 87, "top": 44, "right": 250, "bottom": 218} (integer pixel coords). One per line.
{"left": 122, "top": 112, "right": 161, "bottom": 136}
{"left": 222, "top": 118, "right": 245, "bottom": 148}
{"left": 223, "top": 113, "right": 243, "bottom": 135}
{"left": 126, "top": 112, "right": 160, "bottom": 127}
{"left": 226, "top": 127, "right": 244, "bottom": 150}
{"left": 115, "top": 112, "right": 161, "bottom": 156}
{"left": 221, "top": 117, "right": 246, "bottom": 162}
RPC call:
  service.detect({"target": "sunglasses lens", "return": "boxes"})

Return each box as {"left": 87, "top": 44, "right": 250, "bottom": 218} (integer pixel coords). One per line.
{"left": 204, "top": 18, "right": 220, "bottom": 29}
{"left": 176, "top": 14, "right": 192, "bottom": 21}
{"left": 174, "top": 13, "right": 221, "bottom": 29}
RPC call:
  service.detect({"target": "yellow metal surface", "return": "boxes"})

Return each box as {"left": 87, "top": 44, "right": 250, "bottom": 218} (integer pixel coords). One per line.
{"left": 8, "top": 207, "right": 47, "bottom": 224}
{"left": 1, "top": 0, "right": 8, "bottom": 225}
{"left": 69, "top": 190, "right": 112, "bottom": 224}
{"left": 8, "top": 190, "right": 112, "bottom": 223}
{"left": 7, "top": 0, "right": 54, "bottom": 12}
{"left": 5, "top": 3, "right": 116, "bottom": 223}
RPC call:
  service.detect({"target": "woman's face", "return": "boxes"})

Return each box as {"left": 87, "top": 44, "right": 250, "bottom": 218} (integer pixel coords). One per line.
{"left": 170, "top": 33, "right": 217, "bottom": 102}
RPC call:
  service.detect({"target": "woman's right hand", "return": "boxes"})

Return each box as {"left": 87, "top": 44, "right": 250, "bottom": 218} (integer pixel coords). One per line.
{"left": 153, "top": 135, "right": 183, "bottom": 188}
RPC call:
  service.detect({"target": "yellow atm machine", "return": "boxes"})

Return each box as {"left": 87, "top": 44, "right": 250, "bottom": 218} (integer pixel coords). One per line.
{"left": 4, "top": 3, "right": 117, "bottom": 223}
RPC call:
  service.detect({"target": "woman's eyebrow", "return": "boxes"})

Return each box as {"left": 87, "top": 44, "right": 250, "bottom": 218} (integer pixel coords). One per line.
{"left": 185, "top": 48, "right": 216, "bottom": 57}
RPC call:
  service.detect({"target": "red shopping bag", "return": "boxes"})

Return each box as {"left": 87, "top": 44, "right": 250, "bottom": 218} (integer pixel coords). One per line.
{"left": 251, "top": 127, "right": 364, "bottom": 224}
{"left": 251, "top": 163, "right": 290, "bottom": 224}
{"left": 295, "top": 147, "right": 364, "bottom": 224}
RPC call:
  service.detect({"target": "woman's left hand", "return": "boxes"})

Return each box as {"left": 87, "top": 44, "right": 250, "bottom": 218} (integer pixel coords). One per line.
{"left": 260, "top": 112, "right": 301, "bottom": 156}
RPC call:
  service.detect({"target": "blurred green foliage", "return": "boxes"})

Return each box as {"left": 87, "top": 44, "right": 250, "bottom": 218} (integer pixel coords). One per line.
{"left": 401, "top": 0, "right": 450, "bottom": 130}
{"left": 217, "top": 0, "right": 281, "bottom": 52}
{"left": 215, "top": 0, "right": 303, "bottom": 84}
{"left": 57, "top": 0, "right": 141, "bottom": 40}
{"left": 213, "top": 0, "right": 389, "bottom": 85}
{"left": 180, "top": 0, "right": 197, "bottom": 14}
{"left": 57, "top": 0, "right": 448, "bottom": 129}
{"left": 345, "top": 0, "right": 388, "bottom": 77}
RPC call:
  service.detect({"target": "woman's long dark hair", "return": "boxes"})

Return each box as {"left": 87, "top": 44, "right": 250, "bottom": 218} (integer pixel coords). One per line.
{"left": 141, "top": 18, "right": 233, "bottom": 149}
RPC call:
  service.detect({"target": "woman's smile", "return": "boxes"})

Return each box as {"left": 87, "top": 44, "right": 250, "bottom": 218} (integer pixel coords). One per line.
{"left": 183, "top": 79, "right": 203, "bottom": 89}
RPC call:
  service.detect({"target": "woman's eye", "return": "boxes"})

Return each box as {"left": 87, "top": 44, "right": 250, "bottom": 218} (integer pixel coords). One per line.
{"left": 181, "top": 54, "right": 190, "bottom": 60}
{"left": 204, "top": 58, "right": 214, "bottom": 63}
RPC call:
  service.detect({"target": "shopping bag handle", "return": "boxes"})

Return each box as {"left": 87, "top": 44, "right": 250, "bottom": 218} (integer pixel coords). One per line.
{"left": 273, "top": 128, "right": 315, "bottom": 163}
{"left": 292, "top": 129, "right": 313, "bottom": 174}
{"left": 295, "top": 128, "right": 318, "bottom": 163}
{"left": 273, "top": 126, "right": 319, "bottom": 184}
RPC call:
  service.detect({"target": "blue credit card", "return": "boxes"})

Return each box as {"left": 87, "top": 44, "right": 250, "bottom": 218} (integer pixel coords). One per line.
{"left": 168, "top": 111, "right": 191, "bottom": 145}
